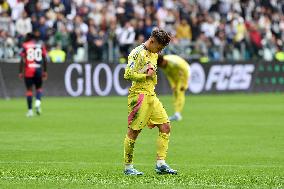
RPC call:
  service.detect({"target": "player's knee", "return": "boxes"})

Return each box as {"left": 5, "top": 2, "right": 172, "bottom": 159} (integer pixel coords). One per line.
{"left": 36, "top": 88, "right": 42, "bottom": 92}
{"left": 127, "top": 128, "right": 141, "bottom": 140}
{"left": 159, "top": 123, "right": 171, "bottom": 134}
{"left": 26, "top": 90, "right": 33, "bottom": 96}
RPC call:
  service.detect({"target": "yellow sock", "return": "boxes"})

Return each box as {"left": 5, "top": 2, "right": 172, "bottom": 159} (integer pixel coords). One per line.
{"left": 157, "top": 132, "right": 170, "bottom": 160}
{"left": 124, "top": 135, "right": 136, "bottom": 164}
{"left": 174, "top": 90, "right": 185, "bottom": 113}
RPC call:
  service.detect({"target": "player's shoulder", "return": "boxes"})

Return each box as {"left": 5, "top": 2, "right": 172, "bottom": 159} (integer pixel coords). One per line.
{"left": 22, "top": 40, "right": 40, "bottom": 48}
{"left": 34, "top": 40, "right": 45, "bottom": 48}
{"left": 129, "top": 44, "right": 147, "bottom": 60}
{"left": 22, "top": 41, "right": 30, "bottom": 48}
{"left": 164, "top": 54, "right": 181, "bottom": 60}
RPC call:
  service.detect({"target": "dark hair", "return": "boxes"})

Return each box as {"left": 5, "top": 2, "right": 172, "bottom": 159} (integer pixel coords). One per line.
{"left": 25, "top": 33, "right": 35, "bottom": 41}
{"left": 157, "top": 54, "right": 164, "bottom": 66}
{"left": 151, "top": 28, "right": 171, "bottom": 46}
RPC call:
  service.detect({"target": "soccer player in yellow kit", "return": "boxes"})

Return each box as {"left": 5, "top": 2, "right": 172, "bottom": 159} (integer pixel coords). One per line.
{"left": 123, "top": 29, "right": 177, "bottom": 175}
{"left": 157, "top": 55, "right": 190, "bottom": 121}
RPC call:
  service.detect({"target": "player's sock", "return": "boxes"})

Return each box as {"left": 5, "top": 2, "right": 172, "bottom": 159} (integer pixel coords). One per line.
{"left": 27, "top": 96, "right": 32, "bottom": 110}
{"left": 26, "top": 109, "right": 33, "bottom": 116}
{"left": 35, "top": 99, "right": 41, "bottom": 108}
{"left": 175, "top": 112, "right": 182, "bottom": 120}
{"left": 157, "top": 159, "right": 166, "bottom": 167}
{"left": 157, "top": 132, "right": 170, "bottom": 161}
{"left": 26, "top": 91, "right": 33, "bottom": 110}
{"left": 36, "top": 88, "right": 42, "bottom": 101}
{"left": 175, "top": 112, "right": 181, "bottom": 117}
{"left": 124, "top": 135, "right": 136, "bottom": 165}
{"left": 35, "top": 89, "right": 42, "bottom": 115}
{"left": 174, "top": 90, "right": 185, "bottom": 114}
{"left": 35, "top": 99, "right": 41, "bottom": 115}
{"left": 124, "top": 164, "right": 134, "bottom": 170}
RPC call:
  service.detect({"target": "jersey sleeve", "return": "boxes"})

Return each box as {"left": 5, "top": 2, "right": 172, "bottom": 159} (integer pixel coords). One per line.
{"left": 166, "top": 73, "right": 175, "bottom": 88}
{"left": 124, "top": 52, "right": 147, "bottom": 82}
{"left": 19, "top": 47, "right": 25, "bottom": 57}
{"left": 42, "top": 45, "right": 47, "bottom": 57}
{"left": 180, "top": 64, "right": 190, "bottom": 88}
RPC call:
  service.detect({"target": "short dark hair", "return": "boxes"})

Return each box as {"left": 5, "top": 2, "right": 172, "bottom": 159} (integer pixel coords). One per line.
{"left": 157, "top": 54, "right": 164, "bottom": 66}
{"left": 25, "top": 33, "right": 35, "bottom": 41}
{"left": 151, "top": 29, "right": 171, "bottom": 46}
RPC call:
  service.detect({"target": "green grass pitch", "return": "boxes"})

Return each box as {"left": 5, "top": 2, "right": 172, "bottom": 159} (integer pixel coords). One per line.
{"left": 0, "top": 93, "right": 283, "bottom": 188}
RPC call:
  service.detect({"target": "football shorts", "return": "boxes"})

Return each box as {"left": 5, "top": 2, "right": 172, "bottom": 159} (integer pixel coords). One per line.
{"left": 128, "top": 93, "right": 169, "bottom": 130}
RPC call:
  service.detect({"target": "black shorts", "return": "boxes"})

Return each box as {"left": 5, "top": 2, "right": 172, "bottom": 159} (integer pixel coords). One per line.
{"left": 25, "top": 76, "right": 42, "bottom": 90}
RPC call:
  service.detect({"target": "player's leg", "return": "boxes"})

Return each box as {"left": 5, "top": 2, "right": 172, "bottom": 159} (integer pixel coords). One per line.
{"left": 124, "top": 128, "right": 143, "bottom": 175}
{"left": 156, "top": 123, "right": 170, "bottom": 161}
{"left": 124, "top": 128, "right": 141, "bottom": 165}
{"left": 124, "top": 94, "right": 151, "bottom": 175}
{"left": 170, "top": 83, "right": 184, "bottom": 121}
{"left": 169, "top": 89, "right": 178, "bottom": 121}
{"left": 34, "top": 76, "right": 43, "bottom": 115}
{"left": 149, "top": 96, "right": 177, "bottom": 174}
{"left": 174, "top": 87, "right": 185, "bottom": 119}
{"left": 24, "top": 78, "right": 33, "bottom": 117}
{"left": 155, "top": 123, "right": 177, "bottom": 174}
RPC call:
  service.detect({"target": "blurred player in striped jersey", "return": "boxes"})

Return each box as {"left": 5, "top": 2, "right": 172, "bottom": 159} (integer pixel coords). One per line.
{"left": 123, "top": 29, "right": 177, "bottom": 175}
{"left": 157, "top": 54, "right": 190, "bottom": 121}
{"left": 19, "top": 33, "right": 48, "bottom": 117}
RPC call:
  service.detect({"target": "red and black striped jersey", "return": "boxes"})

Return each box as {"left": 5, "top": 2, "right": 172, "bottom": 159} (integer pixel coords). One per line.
{"left": 20, "top": 40, "right": 47, "bottom": 77}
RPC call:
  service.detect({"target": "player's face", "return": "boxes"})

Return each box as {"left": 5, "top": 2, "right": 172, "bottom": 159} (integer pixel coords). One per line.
{"left": 149, "top": 38, "right": 165, "bottom": 53}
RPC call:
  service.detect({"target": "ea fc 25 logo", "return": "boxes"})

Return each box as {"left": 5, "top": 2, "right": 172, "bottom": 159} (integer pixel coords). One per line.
{"left": 189, "top": 63, "right": 255, "bottom": 94}
{"left": 188, "top": 63, "right": 206, "bottom": 93}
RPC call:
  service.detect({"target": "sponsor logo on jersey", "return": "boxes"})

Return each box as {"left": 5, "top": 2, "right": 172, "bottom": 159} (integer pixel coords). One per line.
{"left": 28, "top": 63, "right": 41, "bottom": 68}
{"left": 129, "top": 62, "right": 135, "bottom": 69}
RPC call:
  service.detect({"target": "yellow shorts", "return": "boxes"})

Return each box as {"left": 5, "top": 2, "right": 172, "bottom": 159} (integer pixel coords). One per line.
{"left": 128, "top": 93, "right": 169, "bottom": 130}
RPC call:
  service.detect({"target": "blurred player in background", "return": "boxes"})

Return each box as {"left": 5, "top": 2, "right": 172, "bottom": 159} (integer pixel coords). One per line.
{"left": 123, "top": 29, "right": 177, "bottom": 175}
{"left": 19, "top": 33, "right": 48, "bottom": 117}
{"left": 157, "top": 55, "right": 190, "bottom": 121}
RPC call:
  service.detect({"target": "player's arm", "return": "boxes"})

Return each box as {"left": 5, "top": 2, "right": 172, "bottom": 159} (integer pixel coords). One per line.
{"left": 180, "top": 65, "right": 190, "bottom": 90}
{"left": 18, "top": 48, "right": 25, "bottom": 79}
{"left": 124, "top": 54, "right": 148, "bottom": 82}
{"left": 165, "top": 73, "right": 176, "bottom": 90}
{"left": 18, "top": 58, "right": 24, "bottom": 79}
{"left": 42, "top": 46, "right": 48, "bottom": 80}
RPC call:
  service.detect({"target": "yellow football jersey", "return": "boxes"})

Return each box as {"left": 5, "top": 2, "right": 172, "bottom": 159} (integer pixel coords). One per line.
{"left": 124, "top": 44, "right": 158, "bottom": 95}
{"left": 162, "top": 55, "right": 190, "bottom": 88}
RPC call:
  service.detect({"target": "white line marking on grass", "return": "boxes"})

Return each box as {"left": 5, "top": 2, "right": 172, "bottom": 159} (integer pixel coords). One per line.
{"left": 0, "top": 161, "right": 282, "bottom": 168}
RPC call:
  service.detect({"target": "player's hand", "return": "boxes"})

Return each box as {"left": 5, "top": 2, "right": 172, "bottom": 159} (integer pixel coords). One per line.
{"left": 18, "top": 73, "right": 23, "bottom": 80}
{"left": 42, "top": 72, "right": 48, "bottom": 80}
{"left": 146, "top": 64, "right": 155, "bottom": 77}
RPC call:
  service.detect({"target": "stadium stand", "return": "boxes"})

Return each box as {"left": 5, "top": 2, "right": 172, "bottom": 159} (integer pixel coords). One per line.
{"left": 0, "top": 0, "right": 284, "bottom": 63}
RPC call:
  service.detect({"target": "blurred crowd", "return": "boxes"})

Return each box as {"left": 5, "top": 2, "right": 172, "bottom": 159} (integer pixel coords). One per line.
{"left": 0, "top": 0, "right": 284, "bottom": 63}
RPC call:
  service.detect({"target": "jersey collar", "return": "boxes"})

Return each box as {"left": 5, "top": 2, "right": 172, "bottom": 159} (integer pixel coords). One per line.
{"left": 142, "top": 43, "right": 149, "bottom": 51}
